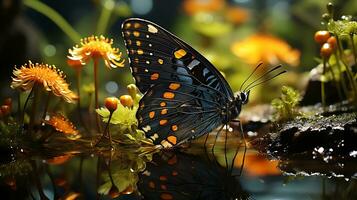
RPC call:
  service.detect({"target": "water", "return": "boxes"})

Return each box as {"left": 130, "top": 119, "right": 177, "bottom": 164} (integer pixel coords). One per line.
{"left": 2, "top": 130, "right": 357, "bottom": 200}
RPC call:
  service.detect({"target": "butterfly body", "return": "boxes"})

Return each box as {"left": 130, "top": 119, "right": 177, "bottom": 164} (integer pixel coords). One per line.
{"left": 121, "top": 18, "right": 249, "bottom": 148}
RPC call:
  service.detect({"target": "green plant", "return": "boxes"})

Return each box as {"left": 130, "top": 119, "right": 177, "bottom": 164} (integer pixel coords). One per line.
{"left": 271, "top": 86, "right": 301, "bottom": 122}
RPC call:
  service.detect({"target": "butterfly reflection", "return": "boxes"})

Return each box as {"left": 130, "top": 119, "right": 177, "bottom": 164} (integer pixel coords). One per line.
{"left": 138, "top": 151, "right": 252, "bottom": 200}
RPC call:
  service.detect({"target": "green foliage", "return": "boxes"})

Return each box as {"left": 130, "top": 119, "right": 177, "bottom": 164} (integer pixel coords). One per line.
{"left": 272, "top": 86, "right": 302, "bottom": 122}
{"left": 327, "top": 19, "right": 357, "bottom": 39}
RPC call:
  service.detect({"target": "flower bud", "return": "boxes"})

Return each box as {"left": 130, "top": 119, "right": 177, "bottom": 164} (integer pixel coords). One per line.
{"left": 105, "top": 97, "right": 119, "bottom": 112}
{"left": 320, "top": 43, "right": 333, "bottom": 58}
{"left": 127, "top": 84, "right": 138, "bottom": 99}
{"left": 314, "top": 31, "right": 330, "bottom": 44}
{"left": 120, "top": 95, "right": 134, "bottom": 108}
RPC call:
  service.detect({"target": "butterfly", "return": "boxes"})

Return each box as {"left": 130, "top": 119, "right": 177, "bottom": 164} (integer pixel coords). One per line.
{"left": 138, "top": 151, "right": 252, "bottom": 200}
{"left": 121, "top": 18, "right": 284, "bottom": 148}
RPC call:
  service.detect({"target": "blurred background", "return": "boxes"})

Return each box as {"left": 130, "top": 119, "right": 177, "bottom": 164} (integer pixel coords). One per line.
{"left": 1, "top": 0, "right": 357, "bottom": 104}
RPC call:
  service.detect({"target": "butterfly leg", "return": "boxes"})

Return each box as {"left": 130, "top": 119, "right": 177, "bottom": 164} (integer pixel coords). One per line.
{"left": 230, "top": 119, "right": 247, "bottom": 176}
{"left": 211, "top": 125, "right": 224, "bottom": 165}
{"left": 224, "top": 124, "right": 229, "bottom": 169}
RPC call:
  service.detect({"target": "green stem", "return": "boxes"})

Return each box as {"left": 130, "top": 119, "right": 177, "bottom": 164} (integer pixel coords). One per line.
{"left": 22, "top": 87, "right": 34, "bottom": 125}
{"left": 23, "top": 0, "right": 81, "bottom": 42}
{"left": 41, "top": 93, "right": 50, "bottom": 121}
{"left": 96, "top": 0, "right": 115, "bottom": 35}
{"left": 334, "top": 52, "right": 349, "bottom": 98}
{"left": 93, "top": 58, "right": 102, "bottom": 132}
{"left": 327, "top": 60, "right": 343, "bottom": 101}
{"left": 350, "top": 34, "right": 357, "bottom": 67}
{"left": 76, "top": 70, "right": 90, "bottom": 133}
{"left": 336, "top": 35, "right": 357, "bottom": 102}
{"left": 29, "top": 86, "right": 39, "bottom": 131}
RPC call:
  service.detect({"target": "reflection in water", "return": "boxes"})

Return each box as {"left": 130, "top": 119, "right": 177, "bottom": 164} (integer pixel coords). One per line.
{"left": 138, "top": 151, "right": 251, "bottom": 200}
{"left": 2, "top": 138, "right": 357, "bottom": 199}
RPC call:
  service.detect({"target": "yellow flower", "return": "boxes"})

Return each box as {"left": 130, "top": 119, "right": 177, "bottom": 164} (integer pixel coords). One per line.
{"left": 68, "top": 35, "right": 125, "bottom": 68}
{"left": 11, "top": 61, "right": 78, "bottom": 103}
{"left": 45, "top": 114, "right": 80, "bottom": 138}
{"left": 231, "top": 33, "right": 300, "bottom": 67}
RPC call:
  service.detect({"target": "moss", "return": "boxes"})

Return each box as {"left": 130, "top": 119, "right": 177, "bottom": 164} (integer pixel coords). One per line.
{"left": 271, "top": 86, "right": 302, "bottom": 122}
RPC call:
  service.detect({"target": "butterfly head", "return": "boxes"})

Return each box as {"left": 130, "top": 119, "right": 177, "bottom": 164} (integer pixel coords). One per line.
{"left": 237, "top": 90, "right": 250, "bottom": 105}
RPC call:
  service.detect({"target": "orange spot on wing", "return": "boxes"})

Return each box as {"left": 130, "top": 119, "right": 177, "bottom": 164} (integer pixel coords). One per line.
{"left": 160, "top": 184, "right": 167, "bottom": 190}
{"left": 136, "top": 41, "right": 141, "bottom": 46}
{"left": 160, "top": 102, "right": 166, "bottom": 107}
{"left": 159, "top": 176, "right": 167, "bottom": 181}
{"left": 158, "top": 59, "right": 164, "bottom": 64}
{"left": 160, "top": 193, "right": 173, "bottom": 200}
{"left": 171, "top": 125, "right": 178, "bottom": 131}
{"left": 163, "top": 92, "right": 175, "bottom": 99}
{"left": 174, "top": 49, "right": 187, "bottom": 59}
{"left": 169, "top": 83, "right": 180, "bottom": 90}
{"left": 148, "top": 181, "right": 155, "bottom": 189}
{"left": 137, "top": 49, "right": 144, "bottom": 55}
{"left": 134, "top": 23, "right": 141, "bottom": 28}
{"left": 150, "top": 73, "right": 159, "bottom": 80}
{"left": 161, "top": 109, "right": 168, "bottom": 115}
{"left": 172, "top": 170, "right": 178, "bottom": 176}
{"left": 124, "top": 23, "right": 131, "bottom": 29}
{"left": 149, "top": 111, "right": 155, "bottom": 119}
{"left": 167, "top": 136, "right": 177, "bottom": 145}
{"left": 159, "top": 119, "right": 168, "bottom": 125}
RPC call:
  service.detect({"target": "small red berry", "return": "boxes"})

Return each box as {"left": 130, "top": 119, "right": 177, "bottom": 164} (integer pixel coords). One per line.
{"left": 119, "top": 95, "right": 134, "bottom": 108}
{"left": 314, "top": 31, "right": 330, "bottom": 44}
{"left": 0, "top": 105, "right": 11, "bottom": 116}
{"left": 327, "top": 36, "right": 337, "bottom": 49}
{"left": 104, "top": 97, "right": 119, "bottom": 112}
{"left": 320, "top": 43, "right": 333, "bottom": 58}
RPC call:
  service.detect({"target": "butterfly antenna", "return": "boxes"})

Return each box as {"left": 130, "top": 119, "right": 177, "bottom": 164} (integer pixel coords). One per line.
{"left": 244, "top": 70, "right": 287, "bottom": 91}
{"left": 239, "top": 62, "right": 263, "bottom": 91}
{"left": 243, "top": 65, "right": 282, "bottom": 91}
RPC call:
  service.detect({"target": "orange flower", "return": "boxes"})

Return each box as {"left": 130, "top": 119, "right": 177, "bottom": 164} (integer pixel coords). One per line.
{"left": 183, "top": 0, "right": 225, "bottom": 15}
{"left": 225, "top": 6, "right": 249, "bottom": 25}
{"left": 68, "top": 35, "right": 125, "bottom": 68}
{"left": 45, "top": 114, "right": 79, "bottom": 137}
{"left": 11, "top": 61, "right": 78, "bottom": 103}
{"left": 231, "top": 33, "right": 300, "bottom": 67}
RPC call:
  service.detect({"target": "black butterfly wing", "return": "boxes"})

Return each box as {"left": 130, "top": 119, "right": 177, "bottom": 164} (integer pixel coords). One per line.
{"left": 138, "top": 152, "right": 252, "bottom": 200}
{"left": 137, "top": 83, "right": 224, "bottom": 146}
{"left": 121, "top": 18, "right": 234, "bottom": 99}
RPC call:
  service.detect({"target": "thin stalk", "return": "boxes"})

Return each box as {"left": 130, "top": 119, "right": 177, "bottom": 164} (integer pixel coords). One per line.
{"left": 321, "top": 59, "right": 327, "bottom": 109}
{"left": 96, "top": 0, "right": 115, "bottom": 35}
{"left": 336, "top": 35, "right": 357, "bottom": 102}
{"left": 29, "top": 86, "right": 39, "bottom": 131}
{"left": 334, "top": 52, "right": 349, "bottom": 98}
{"left": 41, "top": 93, "right": 50, "bottom": 121}
{"left": 23, "top": 0, "right": 81, "bottom": 42}
{"left": 96, "top": 112, "right": 113, "bottom": 147}
{"left": 93, "top": 58, "right": 102, "bottom": 132}
{"left": 21, "top": 87, "right": 34, "bottom": 125}
{"left": 327, "top": 63, "right": 343, "bottom": 101}
{"left": 350, "top": 34, "right": 357, "bottom": 67}
{"left": 76, "top": 70, "right": 90, "bottom": 133}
